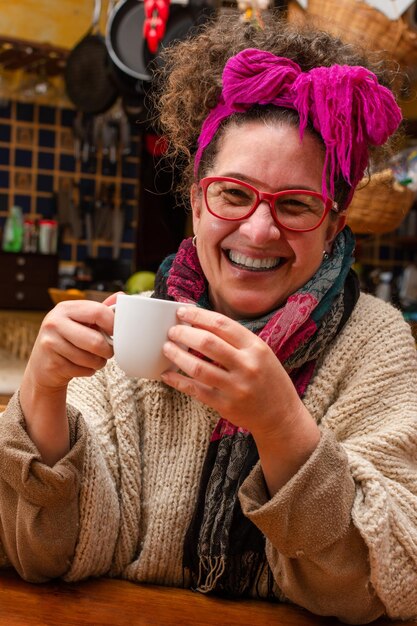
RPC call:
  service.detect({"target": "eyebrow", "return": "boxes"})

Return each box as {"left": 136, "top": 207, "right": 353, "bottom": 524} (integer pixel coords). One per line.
{"left": 220, "top": 172, "right": 318, "bottom": 193}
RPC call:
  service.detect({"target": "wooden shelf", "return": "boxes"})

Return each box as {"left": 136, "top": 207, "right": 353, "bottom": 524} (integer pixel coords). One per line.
{"left": 356, "top": 232, "right": 417, "bottom": 271}
{"left": 0, "top": 36, "right": 68, "bottom": 76}
{"left": 386, "top": 236, "right": 417, "bottom": 245}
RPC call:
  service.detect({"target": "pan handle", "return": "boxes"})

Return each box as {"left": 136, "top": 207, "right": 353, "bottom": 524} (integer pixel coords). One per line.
{"left": 107, "top": 0, "right": 118, "bottom": 16}
{"left": 92, "top": 0, "right": 102, "bottom": 30}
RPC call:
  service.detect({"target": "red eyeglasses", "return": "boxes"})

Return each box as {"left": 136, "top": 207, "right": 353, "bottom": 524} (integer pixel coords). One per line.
{"left": 200, "top": 176, "right": 339, "bottom": 232}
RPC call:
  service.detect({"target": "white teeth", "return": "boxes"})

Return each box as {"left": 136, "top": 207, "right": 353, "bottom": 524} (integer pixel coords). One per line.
{"left": 228, "top": 250, "right": 280, "bottom": 270}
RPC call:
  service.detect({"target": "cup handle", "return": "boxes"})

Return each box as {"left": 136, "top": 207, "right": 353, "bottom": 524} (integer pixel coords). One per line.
{"left": 101, "top": 303, "right": 116, "bottom": 346}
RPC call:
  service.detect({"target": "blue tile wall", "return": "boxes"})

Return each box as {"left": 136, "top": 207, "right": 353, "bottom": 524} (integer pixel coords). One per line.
{"left": 13, "top": 194, "right": 31, "bottom": 213}
{"left": 16, "top": 103, "right": 34, "bottom": 122}
{"left": 36, "top": 174, "right": 54, "bottom": 192}
{"left": 0, "top": 148, "right": 10, "bottom": 165}
{"left": 38, "top": 151, "right": 54, "bottom": 170}
{"left": 38, "top": 105, "right": 56, "bottom": 125}
{"left": 0, "top": 170, "right": 9, "bottom": 188}
{"left": 0, "top": 100, "right": 140, "bottom": 267}
{"left": 0, "top": 194, "right": 7, "bottom": 211}
{"left": 15, "top": 149, "right": 32, "bottom": 167}
{"left": 35, "top": 195, "right": 55, "bottom": 215}
{"left": 59, "top": 154, "right": 75, "bottom": 172}
{"left": 0, "top": 125, "right": 11, "bottom": 142}
{"left": 60, "top": 108, "right": 76, "bottom": 128}
{"left": 0, "top": 103, "right": 12, "bottom": 119}
{"left": 38, "top": 129, "right": 56, "bottom": 148}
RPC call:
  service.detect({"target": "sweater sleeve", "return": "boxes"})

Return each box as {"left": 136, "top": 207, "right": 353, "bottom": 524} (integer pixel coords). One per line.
{"left": 63, "top": 362, "right": 134, "bottom": 581}
{"left": 240, "top": 295, "right": 417, "bottom": 623}
{"left": 0, "top": 361, "right": 139, "bottom": 584}
{"left": 0, "top": 392, "right": 85, "bottom": 582}
{"left": 239, "top": 429, "right": 385, "bottom": 624}
{"left": 0, "top": 365, "right": 124, "bottom": 584}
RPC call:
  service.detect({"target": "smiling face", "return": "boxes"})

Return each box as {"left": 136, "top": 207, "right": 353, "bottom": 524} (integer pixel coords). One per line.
{"left": 191, "top": 120, "right": 345, "bottom": 320}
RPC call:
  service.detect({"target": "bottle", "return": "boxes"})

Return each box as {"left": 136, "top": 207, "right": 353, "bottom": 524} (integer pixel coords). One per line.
{"left": 38, "top": 219, "right": 58, "bottom": 254}
{"left": 2, "top": 205, "right": 24, "bottom": 252}
{"left": 375, "top": 271, "right": 393, "bottom": 303}
{"left": 23, "top": 219, "right": 34, "bottom": 253}
{"left": 399, "top": 260, "right": 417, "bottom": 308}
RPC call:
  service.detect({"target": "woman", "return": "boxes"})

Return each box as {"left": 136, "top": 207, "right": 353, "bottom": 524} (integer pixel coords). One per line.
{"left": 1, "top": 13, "right": 417, "bottom": 624}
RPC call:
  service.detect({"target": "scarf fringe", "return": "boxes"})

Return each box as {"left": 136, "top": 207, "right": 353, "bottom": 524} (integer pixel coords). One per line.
{"left": 196, "top": 556, "right": 226, "bottom": 593}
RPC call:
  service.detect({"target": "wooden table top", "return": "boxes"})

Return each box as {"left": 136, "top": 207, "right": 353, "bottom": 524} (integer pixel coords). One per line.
{"left": 0, "top": 569, "right": 415, "bottom": 626}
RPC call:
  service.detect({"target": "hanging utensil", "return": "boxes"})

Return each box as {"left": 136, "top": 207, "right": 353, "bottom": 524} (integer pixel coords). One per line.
{"left": 109, "top": 186, "right": 123, "bottom": 259}
{"left": 119, "top": 109, "right": 132, "bottom": 155}
{"left": 65, "top": 0, "right": 119, "bottom": 115}
{"left": 108, "top": 120, "right": 119, "bottom": 164}
{"left": 101, "top": 119, "right": 113, "bottom": 175}
{"left": 94, "top": 183, "right": 109, "bottom": 240}
{"left": 83, "top": 198, "right": 95, "bottom": 258}
{"left": 73, "top": 112, "right": 84, "bottom": 161}
{"left": 81, "top": 115, "right": 95, "bottom": 164}
{"left": 105, "top": 0, "right": 215, "bottom": 98}
{"left": 69, "top": 180, "right": 83, "bottom": 240}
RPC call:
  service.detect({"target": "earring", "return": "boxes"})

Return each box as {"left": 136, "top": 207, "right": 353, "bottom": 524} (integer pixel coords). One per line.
{"left": 192, "top": 235, "right": 197, "bottom": 247}
{"left": 323, "top": 251, "right": 329, "bottom": 261}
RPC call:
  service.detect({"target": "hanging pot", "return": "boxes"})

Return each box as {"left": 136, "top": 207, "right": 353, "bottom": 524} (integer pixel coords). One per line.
{"left": 65, "top": 0, "right": 119, "bottom": 114}
{"left": 106, "top": 0, "right": 215, "bottom": 99}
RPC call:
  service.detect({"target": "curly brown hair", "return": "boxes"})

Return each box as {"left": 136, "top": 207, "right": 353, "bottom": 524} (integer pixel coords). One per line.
{"left": 154, "top": 10, "right": 402, "bottom": 205}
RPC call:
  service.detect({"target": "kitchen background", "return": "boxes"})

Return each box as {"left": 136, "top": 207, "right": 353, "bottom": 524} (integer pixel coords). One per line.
{"left": 1, "top": 0, "right": 417, "bottom": 400}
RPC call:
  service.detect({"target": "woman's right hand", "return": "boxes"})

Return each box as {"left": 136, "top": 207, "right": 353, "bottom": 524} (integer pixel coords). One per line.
{"left": 24, "top": 298, "right": 116, "bottom": 392}
{"left": 19, "top": 296, "right": 117, "bottom": 466}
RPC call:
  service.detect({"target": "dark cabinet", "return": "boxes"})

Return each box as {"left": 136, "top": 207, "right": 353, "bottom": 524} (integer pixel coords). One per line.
{"left": 0, "top": 252, "right": 58, "bottom": 310}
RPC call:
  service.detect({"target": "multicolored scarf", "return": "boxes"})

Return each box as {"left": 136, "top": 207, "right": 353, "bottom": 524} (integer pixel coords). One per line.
{"left": 153, "top": 228, "right": 359, "bottom": 597}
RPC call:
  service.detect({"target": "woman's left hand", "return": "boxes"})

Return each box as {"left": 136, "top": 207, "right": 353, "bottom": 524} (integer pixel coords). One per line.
{"left": 161, "top": 306, "right": 305, "bottom": 440}
{"left": 162, "top": 305, "right": 321, "bottom": 494}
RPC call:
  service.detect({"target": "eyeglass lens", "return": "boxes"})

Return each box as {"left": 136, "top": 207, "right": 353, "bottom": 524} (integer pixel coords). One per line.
{"left": 206, "top": 179, "right": 326, "bottom": 230}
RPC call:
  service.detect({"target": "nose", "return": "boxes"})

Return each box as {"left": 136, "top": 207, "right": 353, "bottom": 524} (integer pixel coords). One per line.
{"left": 239, "top": 200, "right": 281, "bottom": 244}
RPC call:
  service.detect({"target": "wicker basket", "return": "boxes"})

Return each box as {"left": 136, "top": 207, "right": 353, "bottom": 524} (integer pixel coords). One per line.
{"left": 346, "top": 169, "right": 415, "bottom": 234}
{"left": 0, "top": 311, "right": 45, "bottom": 361}
{"left": 287, "top": 0, "right": 417, "bottom": 68}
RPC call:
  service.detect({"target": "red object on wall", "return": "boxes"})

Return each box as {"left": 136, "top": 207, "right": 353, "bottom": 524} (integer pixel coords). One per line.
{"left": 145, "top": 133, "right": 168, "bottom": 157}
{"left": 143, "top": 0, "right": 171, "bottom": 54}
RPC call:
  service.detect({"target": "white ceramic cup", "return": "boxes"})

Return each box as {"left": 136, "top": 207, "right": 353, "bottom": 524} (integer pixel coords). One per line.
{"left": 104, "top": 294, "right": 195, "bottom": 379}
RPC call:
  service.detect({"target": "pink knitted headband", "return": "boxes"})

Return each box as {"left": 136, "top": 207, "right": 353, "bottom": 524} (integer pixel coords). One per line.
{"left": 194, "top": 48, "right": 402, "bottom": 201}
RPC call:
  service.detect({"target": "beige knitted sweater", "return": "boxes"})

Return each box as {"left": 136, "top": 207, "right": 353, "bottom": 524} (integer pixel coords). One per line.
{"left": 1, "top": 293, "right": 417, "bottom": 625}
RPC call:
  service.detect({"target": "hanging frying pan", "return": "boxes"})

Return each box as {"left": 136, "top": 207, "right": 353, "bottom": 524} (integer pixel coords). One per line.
{"left": 106, "top": 0, "right": 215, "bottom": 98}
{"left": 65, "top": 0, "right": 119, "bottom": 114}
